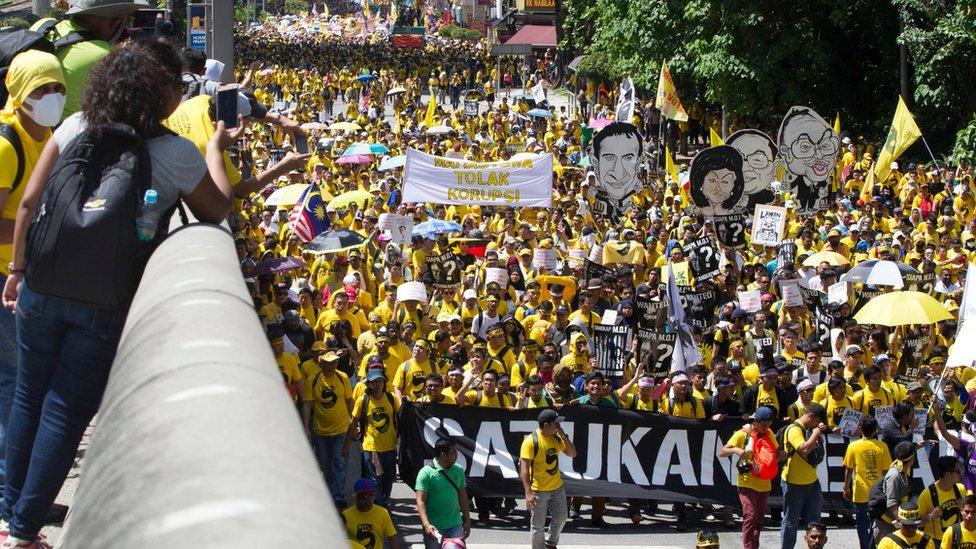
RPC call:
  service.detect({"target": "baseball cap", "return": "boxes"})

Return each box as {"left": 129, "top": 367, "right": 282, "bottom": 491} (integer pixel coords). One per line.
{"left": 845, "top": 345, "right": 864, "bottom": 356}
{"left": 366, "top": 369, "right": 385, "bottom": 382}
{"left": 538, "top": 408, "right": 564, "bottom": 425}
{"left": 905, "top": 381, "right": 923, "bottom": 392}
{"left": 753, "top": 406, "right": 775, "bottom": 422}
{"left": 463, "top": 289, "right": 478, "bottom": 300}
{"left": 874, "top": 353, "right": 891, "bottom": 365}
{"left": 354, "top": 478, "right": 378, "bottom": 494}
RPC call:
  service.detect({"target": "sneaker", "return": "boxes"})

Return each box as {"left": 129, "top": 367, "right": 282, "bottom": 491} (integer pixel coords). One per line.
{"left": 569, "top": 508, "right": 581, "bottom": 521}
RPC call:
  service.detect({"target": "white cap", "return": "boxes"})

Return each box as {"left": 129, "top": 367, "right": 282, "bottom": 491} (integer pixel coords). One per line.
{"left": 797, "top": 379, "right": 814, "bottom": 392}
{"left": 342, "top": 274, "right": 357, "bottom": 285}
{"left": 463, "top": 289, "right": 477, "bottom": 300}
{"left": 891, "top": 162, "right": 899, "bottom": 170}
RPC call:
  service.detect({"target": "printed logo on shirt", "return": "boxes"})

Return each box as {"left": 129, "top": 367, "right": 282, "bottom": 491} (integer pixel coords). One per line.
{"left": 372, "top": 409, "right": 391, "bottom": 433}
{"left": 356, "top": 524, "right": 376, "bottom": 549}
{"left": 320, "top": 385, "right": 337, "bottom": 407}
{"left": 545, "top": 447, "right": 559, "bottom": 475}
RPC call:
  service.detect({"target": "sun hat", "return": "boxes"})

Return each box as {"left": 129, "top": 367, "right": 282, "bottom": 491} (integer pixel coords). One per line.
{"left": 65, "top": 0, "right": 147, "bottom": 17}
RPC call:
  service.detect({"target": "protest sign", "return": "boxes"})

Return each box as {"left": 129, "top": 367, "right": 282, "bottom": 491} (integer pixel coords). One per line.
{"left": 904, "top": 272, "right": 936, "bottom": 295}
{"left": 777, "top": 106, "right": 839, "bottom": 215}
{"left": 827, "top": 281, "right": 848, "bottom": 306}
{"left": 781, "top": 280, "right": 804, "bottom": 308}
{"left": 464, "top": 100, "right": 478, "bottom": 117}
{"left": 426, "top": 252, "right": 463, "bottom": 289}
{"left": 874, "top": 405, "right": 894, "bottom": 425}
{"left": 589, "top": 121, "right": 644, "bottom": 221}
{"left": 726, "top": 130, "right": 777, "bottom": 207}
{"left": 399, "top": 403, "right": 942, "bottom": 510}
{"left": 567, "top": 248, "right": 586, "bottom": 269}
{"left": 601, "top": 309, "right": 619, "bottom": 325}
{"left": 533, "top": 248, "right": 558, "bottom": 270}
{"left": 593, "top": 324, "right": 630, "bottom": 378}
{"left": 713, "top": 214, "right": 748, "bottom": 249}
{"left": 896, "top": 333, "right": 930, "bottom": 384}
{"left": 486, "top": 267, "right": 509, "bottom": 288}
{"left": 662, "top": 261, "right": 692, "bottom": 286}
{"left": 682, "top": 237, "right": 720, "bottom": 282}
{"left": 402, "top": 148, "right": 553, "bottom": 207}
{"left": 603, "top": 240, "right": 642, "bottom": 265}
{"left": 738, "top": 290, "right": 761, "bottom": 313}
{"left": 914, "top": 409, "right": 928, "bottom": 436}
{"left": 636, "top": 330, "right": 675, "bottom": 378}
{"left": 688, "top": 146, "right": 749, "bottom": 219}
{"left": 778, "top": 239, "right": 798, "bottom": 266}
{"left": 396, "top": 281, "right": 427, "bottom": 302}
{"left": 750, "top": 205, "right": 787, "bottom": 246}
{"left": 588, "top": 245, "right": 604, "bottom": 263}
{"left": 586, "top": 260, "right": 612, "bottom": 284}
{"left": 838, "top": 409, "right": 863, "bottom": 438}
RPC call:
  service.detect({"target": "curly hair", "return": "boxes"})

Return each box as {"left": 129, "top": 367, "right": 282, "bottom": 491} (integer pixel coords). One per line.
{"left": 81, "top": 38, "right": 182, "bottom": 138}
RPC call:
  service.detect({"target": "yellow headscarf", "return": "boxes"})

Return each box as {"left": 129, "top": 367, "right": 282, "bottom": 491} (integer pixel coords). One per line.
{"left": 3, "top": 50, "right": 65, "bottom": 112}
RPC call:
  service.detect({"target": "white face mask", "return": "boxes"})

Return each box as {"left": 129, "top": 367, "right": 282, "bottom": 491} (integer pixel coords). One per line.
{"left": 22, "top": 93, "right": 66, "bottom": 128}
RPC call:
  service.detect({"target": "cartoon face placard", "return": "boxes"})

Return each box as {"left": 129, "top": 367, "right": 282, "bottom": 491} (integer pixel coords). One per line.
{"left": 777, "top": 106, "right": 839, "bottom": 215}
{"left": 726, "top": 129, "right": 777, "bottom": 207}
{"left": 688, "top": 145, "right": 747, "bottom": 218}
{"left": 589, "top": 121, "right": 644, "bottom": 220}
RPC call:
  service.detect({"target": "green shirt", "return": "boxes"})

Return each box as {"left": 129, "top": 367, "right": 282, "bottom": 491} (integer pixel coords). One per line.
{"left": 414, "top": 461, "right": 465, "bottom": 530}
{"left": 30, "top": 19, "right": 113, "bottom": 121}
{"left": 577, "top": 394, "right": 618, "bottom": 407}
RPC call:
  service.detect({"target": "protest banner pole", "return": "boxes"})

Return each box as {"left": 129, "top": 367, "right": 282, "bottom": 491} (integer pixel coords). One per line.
{"left": 920, "top": 134, "right": 942, "bottom": 172}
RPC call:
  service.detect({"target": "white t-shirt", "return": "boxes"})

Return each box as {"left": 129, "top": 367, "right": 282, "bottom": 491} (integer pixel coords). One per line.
{"left": 53, "top": 112, "right": 206, "bottom": 211}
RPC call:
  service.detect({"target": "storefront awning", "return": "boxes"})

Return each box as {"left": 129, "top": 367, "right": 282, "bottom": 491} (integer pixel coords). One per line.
{"left": 503, "top": 25, "right": 556, "bottom": 47}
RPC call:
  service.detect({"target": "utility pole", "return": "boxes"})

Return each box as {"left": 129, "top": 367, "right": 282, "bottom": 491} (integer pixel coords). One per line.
{"left": 212, "top": 0, "right": 234, "bottom": 83}
{"left": 899, "top": 17, "right": 910, "bottom": 103}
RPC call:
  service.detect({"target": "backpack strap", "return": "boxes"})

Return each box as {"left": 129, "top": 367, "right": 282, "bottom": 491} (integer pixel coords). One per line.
{"left": 385, "top": 392, "right": 397, "bottom": 433}
{"left": 952, "top": 523, "right": 962, "bottom": 549}
{"left": 883, "top": 533, "right": 911, "bottom": 549}
{"left": 357, "top": 393, "right": 370, "bottom": 440}
{"left": 929, "top": 484, "right": 939, "bottom": 515}
{"left": 51, "top": 28, "right": 96, "bottom": 49}
{"left": 437, "top": 466, "right": 461, "bottom": 493}
{"left": 33, "top": 18, "right": 59, "bottom": 38}
{"left": 0, "top": 124, "right": 23, "bottom": 192}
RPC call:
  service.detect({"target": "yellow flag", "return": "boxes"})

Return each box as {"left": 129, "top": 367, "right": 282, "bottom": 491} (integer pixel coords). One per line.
{"left": 833, "top": 113, "right": 841, "bottom": 135}
{"left": 424, "top": 94, "right": 437, "bottom": 128}
{"left": 874, "top": 96, "right": 922, "bottom": 182}
{"left": 709, "top": 127, "right": 724, "bottom": 147}
{"left": 363, "top": 0, "right": 370, "bottom": 18}
{"left": 860, "top": 162, "right": 875, "bottom": 202}
{"left": 665, "top": 146, "right": 680, "bottom": 184}
{"left": 655, "top": 60, "right": 688, "bottom": 122}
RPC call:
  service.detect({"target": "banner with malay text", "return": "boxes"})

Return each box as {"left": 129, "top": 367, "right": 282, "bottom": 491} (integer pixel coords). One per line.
{"left": 402, "top": 149, "right": 553, "bottom": 207}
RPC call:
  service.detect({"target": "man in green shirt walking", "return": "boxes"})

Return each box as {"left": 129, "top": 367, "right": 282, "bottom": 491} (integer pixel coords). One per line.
{"left": 415, "top": 437, "right": 471, "bottom": 549}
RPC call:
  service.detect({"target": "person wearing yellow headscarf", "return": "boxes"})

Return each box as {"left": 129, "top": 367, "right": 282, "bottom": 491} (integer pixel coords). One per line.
{"left": 0, "top": 50, "right": 66, "bottom": 276}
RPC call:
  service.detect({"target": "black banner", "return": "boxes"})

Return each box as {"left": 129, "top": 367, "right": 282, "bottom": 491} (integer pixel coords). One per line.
{"left": 586, "top": 259, "right": 613, "bottom": 283}
{"left": 635, "top": 295, "right": 667, "bottom": 332}
{"left": 904, "top": 272, "right": 936, "bottom": 295}
{"left": 636, "top": 329, "right": 675, "bottom": 378}
{"left": 679, "top": 288, "right": 718, "bottom": 332}
{"left": 397, "top": 403, "right": 946, "bottom": 509}
{"left": 594, "top": 324, "right": 631, "bottom": 379}
{"left": 713, "top": 214, "right": 747, "bottom": 249}
{"left": 682, "top": 237, "right": 721, "bottom": 282}
{"left": 778, "top": 239, "right": 798, "bottom": 266}
{"left": 897, "top": 333, "right": 930, "bottom": 385}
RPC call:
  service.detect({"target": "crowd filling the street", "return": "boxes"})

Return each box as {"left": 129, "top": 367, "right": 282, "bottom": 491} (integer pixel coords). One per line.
{"left": 4, "top": 0, "right": 976, "bottom": 548}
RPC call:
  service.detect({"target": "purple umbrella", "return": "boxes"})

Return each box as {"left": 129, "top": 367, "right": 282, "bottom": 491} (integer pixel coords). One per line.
{"left": 336, "top": 154, "right": 373, "bottom": 165}
{"left": 250, "top": 256, "right": 306, "bottom": 277}
{"left": 588, "top": 118, "right": 613, "bottom": 130}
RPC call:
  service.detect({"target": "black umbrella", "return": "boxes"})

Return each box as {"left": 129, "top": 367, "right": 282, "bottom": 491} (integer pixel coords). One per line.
{"left": 250, "top": 256, "right": 307, "bottom": 277}
{"left": 305, "top": 229, "right": 367, "bottom": 254}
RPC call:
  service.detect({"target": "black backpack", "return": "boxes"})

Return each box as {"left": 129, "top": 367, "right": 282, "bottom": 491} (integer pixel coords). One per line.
{"left": 867, "top": 474, "right": 891, "bottom": 520}
{"left": 0, "top": 20, "right": 95, "bottom": 107}
{"left": 776, "top": 422, "right": 825, "bottom": 467}
{"left": 25, "top": 124, "right": 179, "bottom": 306}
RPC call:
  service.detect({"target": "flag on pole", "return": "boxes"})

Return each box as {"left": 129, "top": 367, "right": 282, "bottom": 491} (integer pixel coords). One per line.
{"left": 359, "top": 81, "right": 372, "bottom": 114}
{"left": 289, "top": 184, "right": 331, "bottom": 242}
{"left": 709, "top": 127, "right": 724, "bottom": 147}
{"left": 615, "top": 77, "right": 635, "bottom": 123}
{"left": 959, "top": 262, "right": 976, "bottom": 329}
{"left": 833, "top": 112, "right": 841, "bottom": 135}
{"left": 311, "top": 1, "right": 318, "bottom": 16}
{"left": 530, "top": 81, "right": 547, "bottom": 105}
{"left": 665, "top": 261, "right": 702, "bottom": 373}
{"left": 424, "top": 93, "right": 437, "bottom": 127}
{"left": 655, "top": 60, "right": 688, "bottom": 122}
{"left": 665, "top": 146, "right": 680, "bottom": 185}
{"left": 874, "top": 96, "right": 922, "bottom": 182}
{"left": 860, "top": 162, "right": 875, "bottom": 203}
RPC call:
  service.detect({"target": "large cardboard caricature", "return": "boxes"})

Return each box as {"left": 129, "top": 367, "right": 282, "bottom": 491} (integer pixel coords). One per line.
{"left": 726, "top": 129, "right": 777, "bottom": 208}
{"left": 590, "top": 121, "right": 643, "bottom": 220}
{"left": 689, "top": 145, "right": 748, "bottom": 248}
{"left": 777, "top": 107, "right": 839, "bottom": 215}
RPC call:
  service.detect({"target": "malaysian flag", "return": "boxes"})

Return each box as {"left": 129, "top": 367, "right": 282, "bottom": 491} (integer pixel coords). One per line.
{"left": 359, "top": 81, "right": 372, "bottom": 114}
{"left": 288, "top": 184, "right": 331, "bottom": 242}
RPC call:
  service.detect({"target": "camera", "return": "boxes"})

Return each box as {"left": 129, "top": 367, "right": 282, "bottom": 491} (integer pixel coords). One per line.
{"left": 736, "top": 459, "right": 753, "bottom": 474}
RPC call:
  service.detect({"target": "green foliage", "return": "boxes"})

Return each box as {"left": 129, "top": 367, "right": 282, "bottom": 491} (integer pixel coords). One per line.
{"left": 0, "top": 17, "right": 30, "bottom": 29}
{"left": 282, "top": 0, "right": 309, "bottom": 15}
{"left": 574, "top": 51, "right": 612, "bottom": 81}
{"left": 437, "top": 24, "right": 483, "bottom": 41}
{"left": 953, "top": 114, "right": 976, "bottom": 165}
{"left": 236, "top": 3, "right": 257, "bottom": 22}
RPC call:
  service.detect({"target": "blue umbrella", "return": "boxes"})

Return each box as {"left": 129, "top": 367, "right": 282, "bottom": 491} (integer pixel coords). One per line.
{"left": 357, "top": 73, "right": 377, "bottom": 83}
{"left": 342, "top": 142, "right": 390, "bottom": 156}
{"left": 379, "top": 155, "right": 406, "bottom": 171}
{"left": 527, "top": 108, "right": 552, "bottom": 119}
{"left": 412, "top": 219, "right": 463, "bottom": 237}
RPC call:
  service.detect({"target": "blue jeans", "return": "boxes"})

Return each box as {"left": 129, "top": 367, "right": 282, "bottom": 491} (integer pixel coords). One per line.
{"left": 2, "top": 284, "right": 125, "bottom": 539}
{"left": 854, "top": 502, "right": 872, "bottom": 549}
{"left": 313, "top": 434, "right": 347, "bottom": 503}
{"left": 780, "top": 480, "right": 823, "bottom": 549}
{"left": 0, "top": 275, "right": 19, "bottom": 497}
{"left": 425, "top": 523, "right": 463, "bottom": 549}
{"left": 362, "top": 450, "right": 396, "bottom": 507}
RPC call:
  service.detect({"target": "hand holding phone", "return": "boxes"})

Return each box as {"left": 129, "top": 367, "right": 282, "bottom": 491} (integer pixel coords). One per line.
{"left": 217, "top": 84, "right": 240, "bottom": 128}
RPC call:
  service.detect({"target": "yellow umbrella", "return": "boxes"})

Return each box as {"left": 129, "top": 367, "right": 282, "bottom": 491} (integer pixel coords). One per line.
{"left": 802, "top": 250, "right": 850, "bottom": 267}
{"left": 853, "top": 291, "right": 953, "bottom": 327}
{"left": 330, "top": 121, "right": 362, "bottom": 132}
{"left": 263, "top": 184, "right": 308, "bottom": 208}
{"left": 328, "top": 190, "right": 373, "bottom": 210}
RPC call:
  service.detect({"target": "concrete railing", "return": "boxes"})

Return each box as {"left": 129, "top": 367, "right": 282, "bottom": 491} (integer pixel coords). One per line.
{"left": 60, "top": 221, "right": 344, "bottom": 548}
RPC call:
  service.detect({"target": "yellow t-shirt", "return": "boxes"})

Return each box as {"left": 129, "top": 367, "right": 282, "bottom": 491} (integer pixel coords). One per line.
{"left": 351, "top": 392, "right": 401, "bottom": 452}
{"left": 662, "top": 396, "right": 705, "bottom": 419}
{"left": 876, "top": 531, "right": 935, "bottom": 549}
{"left": 942, "top": 521, "right": 976, "bottom": 549}
{"left": 852, "top": 386, "right": 895, "bottom": 416}
{"left": 164, "top": 95, "right": 241, "bottom": 186}
{"left": 782, "top": 422, "right": 819, "bottom": 485}
{"left": 315, "top": 309, "right": 363, "bottom": 338}
{"left": 520, "top": 429, "right": 566, "bottom": 492}
{"left": 276, "top": 352, "right": 302, "bottom": 402}
{"left": 843, "top": 438, "right": 892, "bottom": 503}
{"left": 917, "top": 482, "right": 970, "bottom": 539}
{"left": 391, "top": 358, "right": 435, "bottom": 401}
{"left": 303, "top": 369, "right": 352, "bottom": 436}
{"left": 0, "top": 111, "right": 48, "bottom": 274}
{"left": 727, "top": 429, "right": 777, "bottom": 493}
{"left": 342, "top": 504, "right": 397, "bottom": 549}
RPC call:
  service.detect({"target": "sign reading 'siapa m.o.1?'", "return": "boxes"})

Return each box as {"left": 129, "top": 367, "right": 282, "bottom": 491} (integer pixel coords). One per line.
{"left": 402, "top": 148, "right": 553, "bottom": 207}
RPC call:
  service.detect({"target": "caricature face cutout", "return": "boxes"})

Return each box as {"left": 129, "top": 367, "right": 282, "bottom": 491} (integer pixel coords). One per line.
{"left": 777, "top": 107, "right": 839, "bottom": 185}
{"left": 689, "top": 145, "right": 746, "bottom": 216}
{"left": 591, "top": 122, "right": 642, "bottom": 204}
{"left": 727, "top": 130, "right": 777, "bottom": 196}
